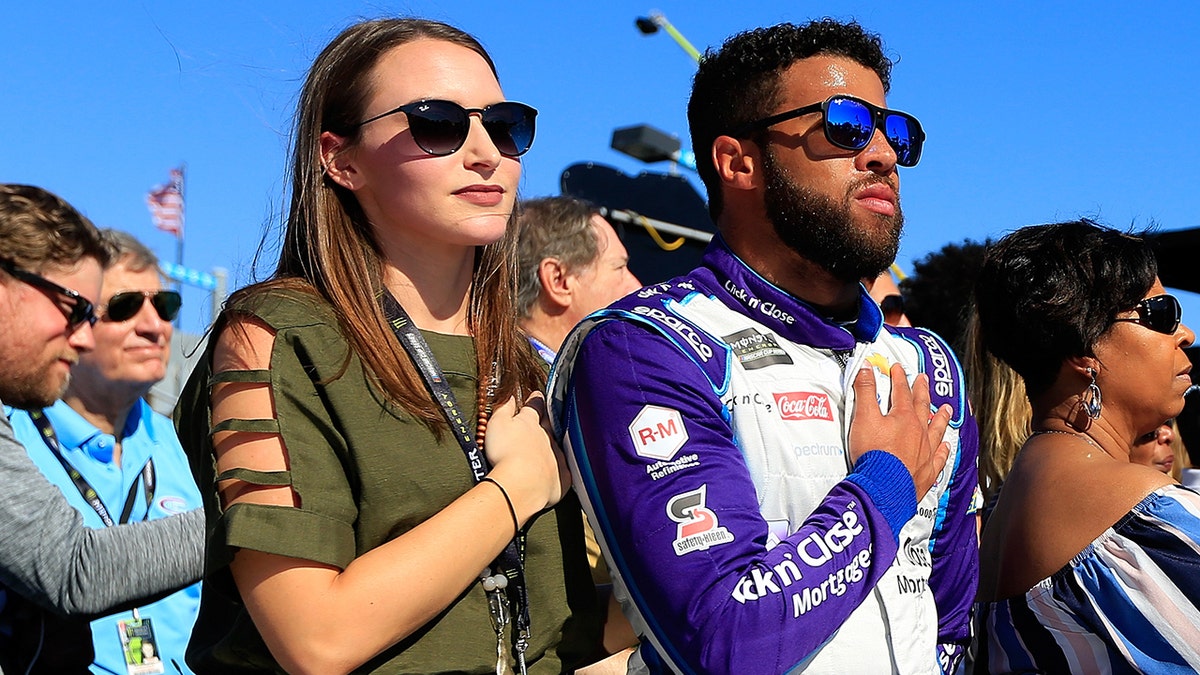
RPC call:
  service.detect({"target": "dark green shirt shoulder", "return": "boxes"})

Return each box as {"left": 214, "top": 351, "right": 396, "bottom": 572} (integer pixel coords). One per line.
{"left": 177, "top": 286, "right": 600, "bottom": 674}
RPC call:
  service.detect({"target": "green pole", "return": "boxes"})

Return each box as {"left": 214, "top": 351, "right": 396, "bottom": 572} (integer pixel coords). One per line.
{"left": 656, "top": 14, "right": 701, "bottom": 62}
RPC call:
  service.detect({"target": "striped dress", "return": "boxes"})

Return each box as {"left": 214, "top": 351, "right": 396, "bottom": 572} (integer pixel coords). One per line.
{"left": 975, "top": 485, "right": 1200, "bottom": 674}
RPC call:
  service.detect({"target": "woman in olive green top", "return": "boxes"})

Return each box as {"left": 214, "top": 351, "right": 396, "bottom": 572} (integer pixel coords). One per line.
{"left": 176, "top": 18, "right": 600, "bottom": 674}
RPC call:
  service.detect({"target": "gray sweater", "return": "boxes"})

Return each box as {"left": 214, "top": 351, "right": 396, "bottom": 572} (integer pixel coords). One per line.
{"left": 0, "top": 405, "right": 204, "bottom": 615}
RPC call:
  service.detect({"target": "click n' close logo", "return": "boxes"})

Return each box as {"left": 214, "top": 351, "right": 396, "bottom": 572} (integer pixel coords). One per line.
{"left": 773, "top": 391, "right": 833, "bottom": 421}
{"left": 667, "top": 485, "right": 734, "bottom": 556}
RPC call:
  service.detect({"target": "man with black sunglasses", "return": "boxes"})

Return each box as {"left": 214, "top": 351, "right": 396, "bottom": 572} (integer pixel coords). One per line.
{"left": 9, "top": 228, "right": 202, "bottom": 674}
{"left": 0, "top": 185, "right": 203, "bottom": 673}
{"left": 549, "top": 20, "right": 977, "bottom": 674}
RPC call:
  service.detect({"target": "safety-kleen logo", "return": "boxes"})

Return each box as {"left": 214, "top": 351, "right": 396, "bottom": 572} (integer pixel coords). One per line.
{"left": 667, "top": 485, "right": 734, "bottom": 555}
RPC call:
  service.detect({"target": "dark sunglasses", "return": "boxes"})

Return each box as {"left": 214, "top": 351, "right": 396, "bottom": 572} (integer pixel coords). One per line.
{"left": 1113, "top": 294, "right": 1182, "bottom": 335}
{"left": 733, "top": 94, "right": 925, "bottom": 167}
{"left": 101, "top": 290, "right": 182, "bottom": 323}
{"left": 0, "top": 257, "right": 96, "bottom": 329}
{"left": 354, "top": 99, "right": 538, "bottom": 158}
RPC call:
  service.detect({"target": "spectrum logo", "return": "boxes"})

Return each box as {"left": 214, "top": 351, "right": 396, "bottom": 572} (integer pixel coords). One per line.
{"left": 773, "top": 392, "right": 833, "bottom": 421}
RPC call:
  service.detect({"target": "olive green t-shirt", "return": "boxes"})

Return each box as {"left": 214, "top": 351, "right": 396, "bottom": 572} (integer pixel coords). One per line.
{"left": 176, "top": 288, "right": 599, "bottom": 674}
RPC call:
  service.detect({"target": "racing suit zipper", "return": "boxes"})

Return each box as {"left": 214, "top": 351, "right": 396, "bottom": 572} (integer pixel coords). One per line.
{"left": 838, "top": 342, "right": 902, "bottom": 671}
{"left": 836, "top": 345, "right": 868, "bottom": 473}
{"left": 832, "top": 349, "right": 854, "bottom": 372}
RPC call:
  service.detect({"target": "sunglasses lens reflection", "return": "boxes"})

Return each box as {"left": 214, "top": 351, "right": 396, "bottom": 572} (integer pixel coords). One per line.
{"left": 482, "top": 103, "right": 536, "bottom": 157}
{"left": 825, "top": 97, "right": 923, "bottom": 167}
{"left": 69, "top": 302, "right": 95, "bottom": 329}
{"left": 106, "top": 294, "right": 139, "bottom": 321}
{"left": 825, "top": 97, "right": 874, "bottom": 150}
{"left": 885, "top": 114, "right": 922, "bottom": 166}
{"left": 153, "top": 292, "right": 183, "bottom": 321}
{"left": 1146, "top": 295, "right": 1182, "bottom": 334}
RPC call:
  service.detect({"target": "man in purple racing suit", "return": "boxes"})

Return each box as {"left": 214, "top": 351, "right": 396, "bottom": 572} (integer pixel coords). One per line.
{"left": 548, "top": 20, "right": 979, "bottom": 675}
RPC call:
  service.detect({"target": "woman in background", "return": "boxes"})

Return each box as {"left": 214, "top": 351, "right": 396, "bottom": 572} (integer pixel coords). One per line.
{"left": 974, "top": 220, "right": 1200, "bottom": 674}
{"left": 1131, "top": 419, "right": 1189, "bottom": 480}
{"left": 176, "top": 17, "right": 600, "bottom": 674}
{"left": 965, "top": 311, "right": 1030, "bottom": 515}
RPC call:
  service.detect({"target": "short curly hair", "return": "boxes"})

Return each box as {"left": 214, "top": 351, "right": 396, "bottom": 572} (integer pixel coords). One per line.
{"left": 688, "top": 19, "right": 893, "bottom": 219}
{"left": 974, "top": 219, "right": 1157, "bottom": 398}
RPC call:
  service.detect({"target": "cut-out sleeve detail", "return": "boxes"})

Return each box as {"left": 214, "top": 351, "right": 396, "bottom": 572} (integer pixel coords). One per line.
{"left": 210, "top": 417, "right": 281, "bottom": 435}
{"left": 190, "top": 301, "right": 361, "bottom": 570}
{"left": 209, "top": 369, "right": 272, "bottom": 385}
{"left": 215, "top": 468, "right": 291, "bottom": 486}
{"left": 175, "top": 290, "right": 598, "bottom": 670}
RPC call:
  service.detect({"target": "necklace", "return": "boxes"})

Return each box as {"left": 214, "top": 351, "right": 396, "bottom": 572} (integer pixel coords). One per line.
{"left": 1030, "top": 429, "right": 1103, "bottom": 451}
{"left": 380, "top": 290, "right": 528, "bottom": 675}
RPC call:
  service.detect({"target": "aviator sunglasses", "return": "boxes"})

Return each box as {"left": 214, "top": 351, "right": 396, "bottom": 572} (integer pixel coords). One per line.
{"left": 0, "top": 257, "right": 96, "bottom": 329}
{"left": 101, "top": 290, "right": 183, "bottom": 323}
{"left": 354, "top": 99, "right": 538, "bottom": 158}
{"left": 1112, "top": 294, "right": 1182, "bottom": 335}
{"left": 733, "top": 94, "right": 925, "bottom": 167}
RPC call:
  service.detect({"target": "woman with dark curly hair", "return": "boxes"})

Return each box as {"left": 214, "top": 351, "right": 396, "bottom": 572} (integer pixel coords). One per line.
{"left": 974, "top": 219, "right": 1200, "bottom": 673}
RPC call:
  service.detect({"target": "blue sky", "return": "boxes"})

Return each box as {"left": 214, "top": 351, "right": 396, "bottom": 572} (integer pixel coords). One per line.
{"left": 4, "top": 1, "right": 1199, "bottom": 335}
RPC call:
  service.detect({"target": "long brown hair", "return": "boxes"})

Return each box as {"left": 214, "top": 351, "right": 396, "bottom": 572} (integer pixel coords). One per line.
{"left": 235, "top": 17, "right": 543, "bottom": 429}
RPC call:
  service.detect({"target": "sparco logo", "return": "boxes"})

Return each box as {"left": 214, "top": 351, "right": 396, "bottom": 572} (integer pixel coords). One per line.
{"left": 918, "top": 333, "right": 954, "bottom": 398}
{"left": 631, "top": 306, "right": 713, "bottom": 362}
{"left": 773, "top": 392, "right": 833, "bottom": 421}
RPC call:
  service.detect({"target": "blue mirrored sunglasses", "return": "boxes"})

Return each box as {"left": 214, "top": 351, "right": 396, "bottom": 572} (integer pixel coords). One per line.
{"left": 733, "top": 94, "right": 925, "bottom": 167}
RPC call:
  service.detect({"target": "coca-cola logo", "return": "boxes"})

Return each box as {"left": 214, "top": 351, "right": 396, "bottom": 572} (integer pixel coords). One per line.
{"left": 773, "top": 391, "right": 833, "bottom": 421}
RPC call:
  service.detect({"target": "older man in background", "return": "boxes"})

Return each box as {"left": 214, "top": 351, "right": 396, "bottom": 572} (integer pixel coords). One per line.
{"left": 9, "top": 229, "right": 202, "bottom": 675}
{"left": 515, "top": 197, "right": 642, "bottom": 364}
{"left": 0, "top": 187, "right": 202, "bottom": 674}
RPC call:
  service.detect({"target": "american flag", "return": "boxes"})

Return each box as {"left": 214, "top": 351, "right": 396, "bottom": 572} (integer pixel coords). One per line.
{"left": 146, "top": 168, "right": 184, "bottom": 238}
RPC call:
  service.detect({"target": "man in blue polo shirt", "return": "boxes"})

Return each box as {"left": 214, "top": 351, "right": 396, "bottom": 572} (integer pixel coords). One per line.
{"left": 9, "top": 229, "right": 201, "bottom": 675}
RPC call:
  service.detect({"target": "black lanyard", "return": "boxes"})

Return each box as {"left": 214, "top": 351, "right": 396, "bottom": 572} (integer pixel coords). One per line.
{"left": 380, "top": 289, "right": 531, "bottom": 670}
{"left": 29, "top": 410, "right": 155, "bottom": 527}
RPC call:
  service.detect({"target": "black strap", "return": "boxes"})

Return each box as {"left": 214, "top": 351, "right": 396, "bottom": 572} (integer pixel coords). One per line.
{"left": 29, "top": 410, "right": 155, "bottom": 527}
{"left": 379, "top": 289, "right": 531, "bottom": 653}
{"left": 381, "top": 291, "right": 488, "bottom": 480}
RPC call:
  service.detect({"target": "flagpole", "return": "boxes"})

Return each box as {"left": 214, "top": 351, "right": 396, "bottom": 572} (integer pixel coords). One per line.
{"left": 176, "top": 164, "right": 186, "bottom": 294}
